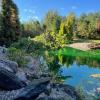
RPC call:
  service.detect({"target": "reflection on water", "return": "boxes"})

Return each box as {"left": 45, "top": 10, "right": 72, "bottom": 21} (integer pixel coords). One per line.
{"left": 48, "top": 52, "right": 100, "bottom": 96}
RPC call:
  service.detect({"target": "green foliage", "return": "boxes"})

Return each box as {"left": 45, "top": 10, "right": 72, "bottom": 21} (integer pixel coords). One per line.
{"left": 0, "top": 0, "right": 20, "bottom": 46}
{"left": 55, "top": 47, "right": 100, "bottom": 60}
{"left": 37, "top": 11, "right": 62, "bottom": 48}
{"left": 21, "top": 20, "right": 43, "bottom": 38}
{"left": 34, "top": 31, "right": 66, "bottom": 49}
{"left": 43, "top": 10, "right": 61, "bottom": 33}
{"left": 34, "top": 12, "right": 100, "bottom": 43}
{"left": 8, "top": 47, "right": 27, "bottom": 67}
{"left": 11, "top": 38, "right": 31, "bottom": 50}
{"left": 11, "top": 38, "right": 46, "bottom": 55}
{"left": 59, "top": 13, "right": 76, "bottom": 42}
{"left": 51, "top": 47, "right": 100, "bottom": 68}
{"left": 77, "top": 12, "right": 100, "bottom": 39}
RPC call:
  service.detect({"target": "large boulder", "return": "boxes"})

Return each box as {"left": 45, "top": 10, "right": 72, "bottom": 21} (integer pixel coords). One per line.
{"left": 14, "top": 79, "right": 79, "bottom": 100}
{"left": 0, "top": 67, "right": 26, "bottom": 90}
{"left": 0, "top": 77, "right": 81, "bottom": 100}
{"left": 0, "top": 46, "right": 18, "bottom": 73}
{"left": 0, "top": 59, "right": 18, "bottom": 73}
{"left": 36, "top": 84, "right": 79, "bottom": 100}
{"left": 16, "top": 68, "right": 28, "bottom": 84}
{"left": 14, "top": 78, "right": 50, "bottom": 100}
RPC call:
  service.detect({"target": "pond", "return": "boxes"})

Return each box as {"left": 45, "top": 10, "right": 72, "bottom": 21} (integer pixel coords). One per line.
{"left": 60, "top": 62, "right": 100, "bottom": 94}
{"left": 49, "top": 48, "right": 100, "bottom": 96}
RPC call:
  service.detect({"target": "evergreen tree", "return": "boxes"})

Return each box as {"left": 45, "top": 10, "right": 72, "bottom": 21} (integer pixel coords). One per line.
{"left": 44, "top": 10, "right": 61, "bottom": 33}
{"left": 59, "top": 13, "right": 75, "bottom": 42}
{"left": 0, "top": 0, "right": 20, "bottom": 46}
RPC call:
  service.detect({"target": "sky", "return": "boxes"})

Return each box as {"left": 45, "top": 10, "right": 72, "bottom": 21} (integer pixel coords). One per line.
{"left": 6, "top": 0, "right": 100, "bottom": 22}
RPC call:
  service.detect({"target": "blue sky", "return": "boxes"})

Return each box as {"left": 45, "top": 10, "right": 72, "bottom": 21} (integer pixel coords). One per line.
{"left": 13, "top": 0, "right": 100, "bottom": 22}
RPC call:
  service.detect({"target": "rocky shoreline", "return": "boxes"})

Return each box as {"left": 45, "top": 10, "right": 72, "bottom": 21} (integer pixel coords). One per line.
{"left": 0, "top": 82, "right": 79, "bottom": 100}
{"left": 0, "top": 46, "right": 80, "bottom": 100}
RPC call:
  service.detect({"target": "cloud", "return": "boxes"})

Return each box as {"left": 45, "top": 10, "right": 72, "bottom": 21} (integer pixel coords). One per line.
{"left": 24, "top": 9, "right": 28, "bottom": 12}
{"left": 71, "top": 6, "right": 77, "bottom": 10}
{"left": 23, "top": 7, "right": 39, "bottom": 20}
{"left": 33, "top": 16, "right": 39, "bottom": 20}
{"left": 24, "top": 9, "right": 36, "bottom": 14}
{"left": 27, "top": 15, "right": 39, "bottom": 20}
{"left": 29, "top": 9, "right": 35, "bottom": 14}
{"left": 61, "top": 7, "right": 65, "bottom": 10}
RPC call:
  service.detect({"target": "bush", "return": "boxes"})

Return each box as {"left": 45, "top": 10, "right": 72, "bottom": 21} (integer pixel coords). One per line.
{"left": 34, "top": 32, "right": 66, "bottom": 49}
{"left": 11, "top": 38, "right": 30, "bottom": 50}
{"left": 11, "top": 38, "right": 46, "bottom": 55}
{"left": 8, "top": 47, "right": 27, "bottom": 67}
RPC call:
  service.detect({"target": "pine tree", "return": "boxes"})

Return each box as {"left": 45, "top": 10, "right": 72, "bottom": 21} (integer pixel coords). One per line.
{"left": 0, "top": 0, "right": 20, "bottom": 46}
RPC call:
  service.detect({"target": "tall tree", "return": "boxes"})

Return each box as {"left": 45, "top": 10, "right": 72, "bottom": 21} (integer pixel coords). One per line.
{"left": 59, "top": 13, "right": 76, "bottom": 42}
{"left": 77, "top": 12, "right": 100, "bottom": 39}
{"left": 44, "top": 10, "right": 61, "bottom": 33}
{"left": 0, "top": 0, "right": 20, "bottom": 46}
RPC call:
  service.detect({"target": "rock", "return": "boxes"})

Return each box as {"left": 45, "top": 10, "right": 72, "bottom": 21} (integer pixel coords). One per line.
{"left": 0, "top": 59, "right": 18, "bottom": 73}
{"left": 0, "top": 46, "right": 18, "bottom": 73}
{"left": 0, "top": 76, "right": 80, "bottom": 100}
{"left": 89, "top": 43, "right": 100, "bottom": 50}
{"left": 24, "top": 56, "right": 33, "bottom": 68}
{"left": 96, "top": 88, "right": 100, "bottom": 92}
{"left": 39, "top": 56, "right": 49, "bottom": 75}
{"left": 37, "top": 84, "right": 79, "bottom": 100}
{"left": 0, "top": 67, "right": 26, "bottom": 90}
{"left": 36, "top": 92, "right": 76, "bottom": 100}
{"left": 95, "top": 87, "right": 100, "bottom": 95}
{"left": 0, "top": 46, "right": 8, "bottom": 60}
{"left": 15, "top": 80, "right": 79, "bottom": 100}
{"left": 14, "top": 78, "right": 50, "bottom": 100}
{"left": 0, "top": 88, "right": 23, "bottom": 100}
{"left": 0, "top": 46, "right": 7, "bottom": 53}
{"left": 25, "top": 56, "right": 41, "bottom": 72}
{"left": 24, "top": 56, "right": 49, "bottom": 80}
{"left": 90, "top": 74, "right": 100, "bottom": 78}
{"left": 16, "top": 68, "right": 28, "bottom": 83}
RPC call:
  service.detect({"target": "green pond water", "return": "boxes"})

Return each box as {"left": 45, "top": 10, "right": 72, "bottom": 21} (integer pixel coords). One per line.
{"left": 49, "top": 48, "right": 100, "bottom": 96}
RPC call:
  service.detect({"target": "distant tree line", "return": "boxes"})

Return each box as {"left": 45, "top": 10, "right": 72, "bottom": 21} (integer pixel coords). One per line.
{"left": 0, "top": 0, "right": 100, "bottom": 47}
{"left": 34, "top": 11, "right": 100, "bottom": 48}
{"left": 42, "top": 11, "right": 100, "bottom": 40}
{"left": 21, "top": 11, "right": 100, "bottom": 44}
{"left": 21, "top": 20, "right": 43, "bottom": 38}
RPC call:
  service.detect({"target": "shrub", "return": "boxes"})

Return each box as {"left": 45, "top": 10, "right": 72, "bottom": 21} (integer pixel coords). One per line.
{"left": 11, "top": 38, "right": 46, "bottom": 55}
{"left": 8, "top": 47, "right": 27, "bottom": 67}
{"left": 11, "top": 38, "right": 30, "bottom": 50}
{"left": 34, "top": 32, "right": 66, "bottom": 49}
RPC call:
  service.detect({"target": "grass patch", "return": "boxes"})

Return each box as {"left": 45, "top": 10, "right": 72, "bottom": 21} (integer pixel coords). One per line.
{"left": 51, "top": 47, "right": 100, "bottom": 60}
{"left": 89, "top": 40, "right": 100, "bottom": 43}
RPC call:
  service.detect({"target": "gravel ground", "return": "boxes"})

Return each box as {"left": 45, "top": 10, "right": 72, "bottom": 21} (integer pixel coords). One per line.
{"left": 68, "top": 43, "right": 91, "bottom": 51}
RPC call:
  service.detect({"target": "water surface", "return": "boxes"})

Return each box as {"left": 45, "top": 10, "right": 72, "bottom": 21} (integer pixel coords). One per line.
{"left": 49, "top": 50, "right": 100, "bottom": 95}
